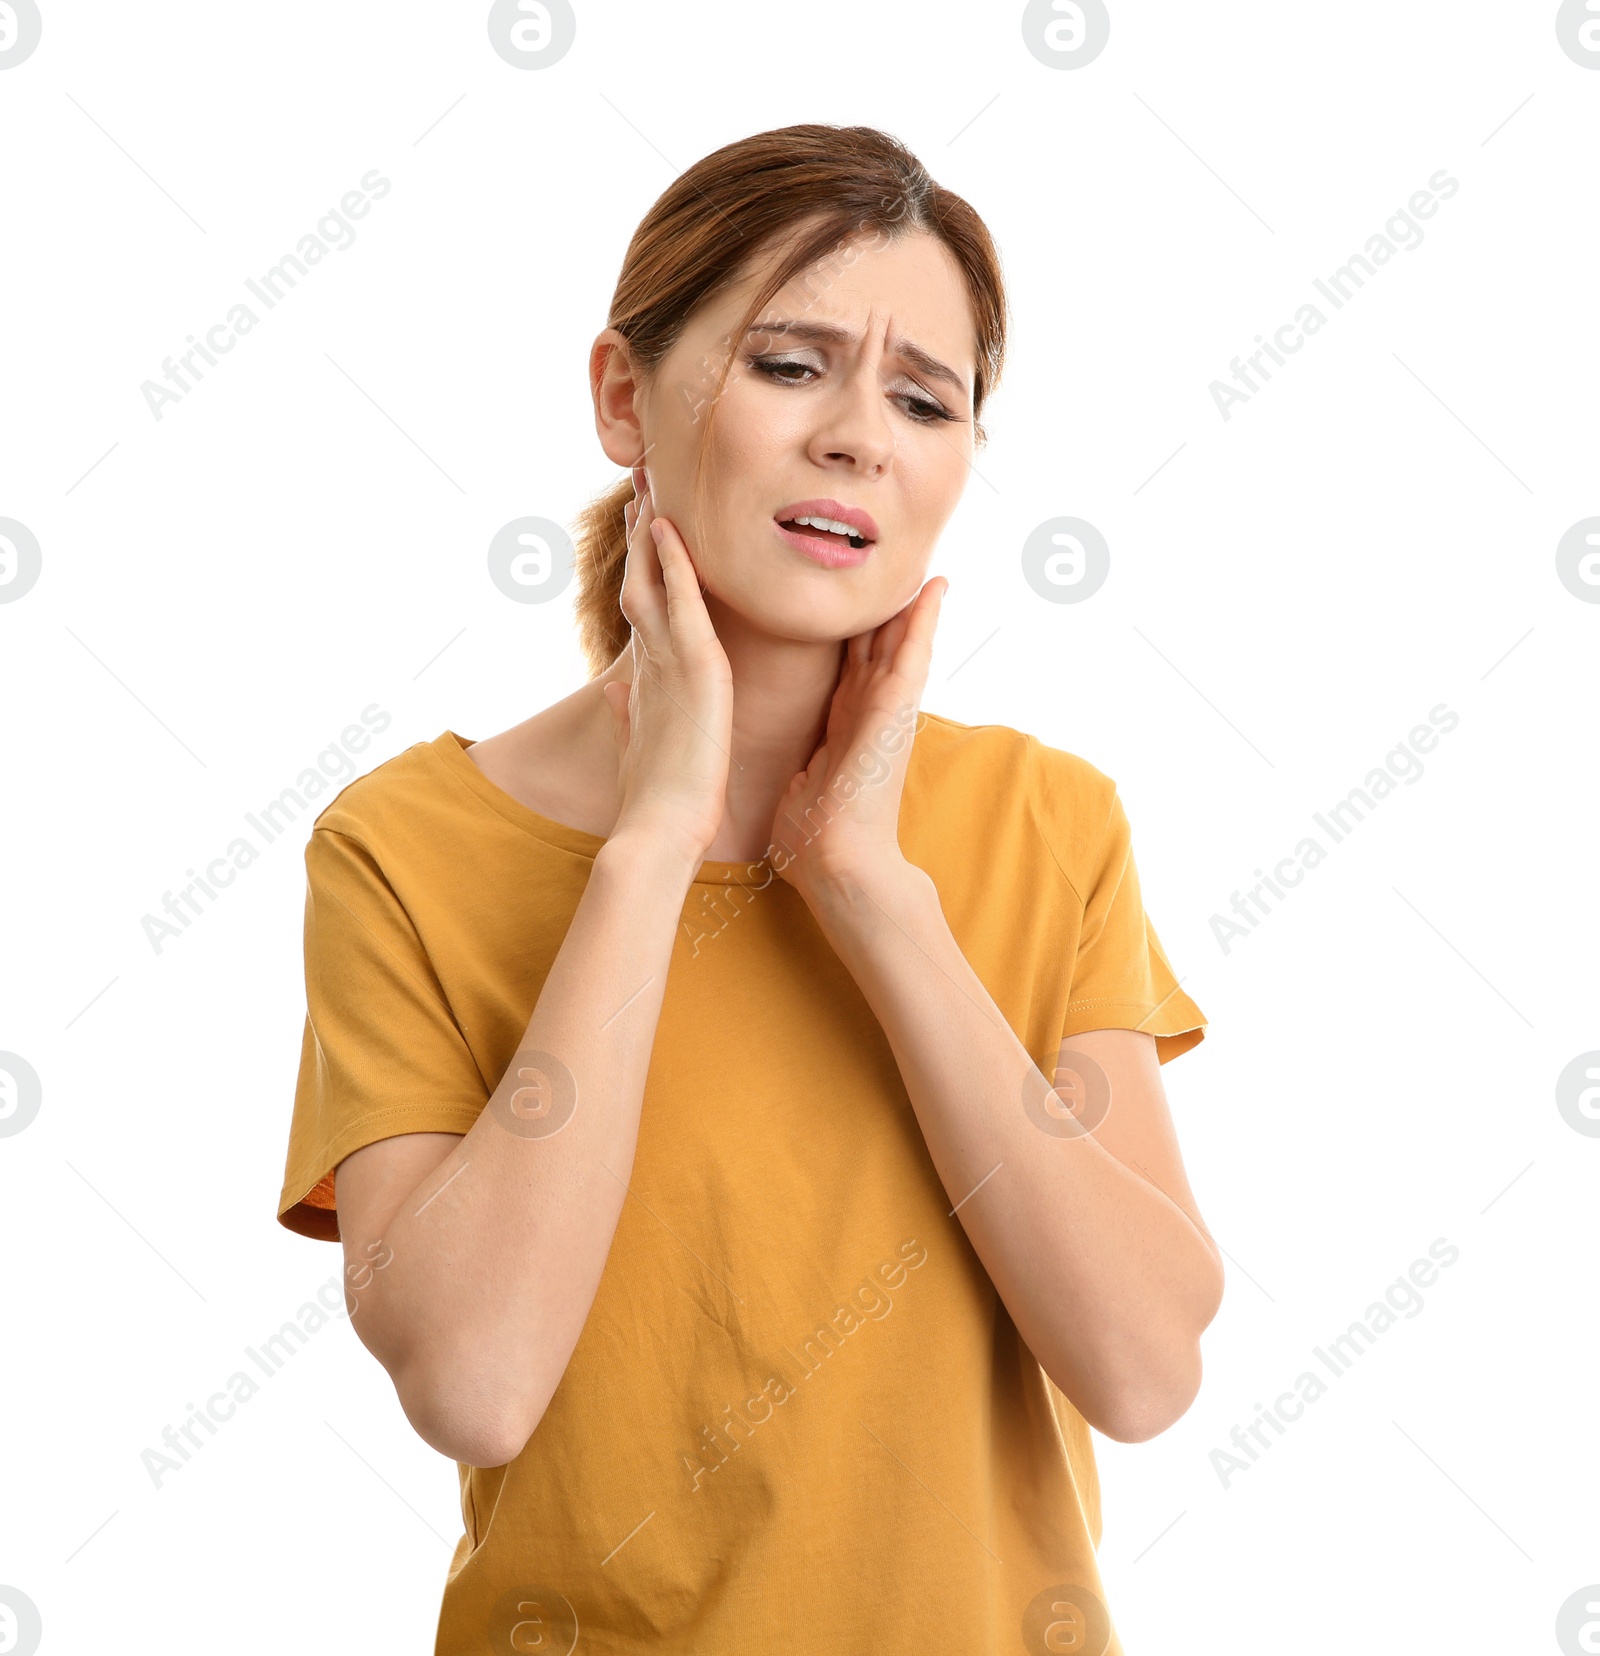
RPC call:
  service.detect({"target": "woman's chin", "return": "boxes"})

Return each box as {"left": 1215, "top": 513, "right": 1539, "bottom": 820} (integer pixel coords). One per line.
{"left": 698, "top": 576, "right": 863, "bottom": 646}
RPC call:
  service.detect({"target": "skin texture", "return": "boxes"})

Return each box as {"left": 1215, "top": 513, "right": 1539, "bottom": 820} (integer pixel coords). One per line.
{"left": 331, "top": 222, "right": 1223, "bottom": 1462}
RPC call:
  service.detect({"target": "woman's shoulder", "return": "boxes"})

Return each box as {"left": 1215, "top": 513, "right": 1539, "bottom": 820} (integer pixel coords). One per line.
{"left": 456, "top": 690, "right": 617, "bottom": 838}
{"left": 911, "top": 709, "right": 1121, "bottom": 894}
{"left": 914, "top": 708, "right": 1117, "bottom": 805}
{"left": 301, "top": 729, "right": 475, "bottom": 852}
{"left": 303, "top": 690, "right": 610, "bottom": 872}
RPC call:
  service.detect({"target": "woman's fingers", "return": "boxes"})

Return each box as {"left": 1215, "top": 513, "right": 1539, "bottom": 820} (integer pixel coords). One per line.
{"left": 618, "top": 475, "right": 668, "bottom": 643}
{"left": 839, "top": 578, "right": 943, "bottom": 744}
{"left": 649, "top": 515, "right": 719, "bottom": 654}
{"left": 879, "top": 577, "right": 943, "bottom": 670}
{"left": 883, "top": 579, "right": 944, "bottom": 715}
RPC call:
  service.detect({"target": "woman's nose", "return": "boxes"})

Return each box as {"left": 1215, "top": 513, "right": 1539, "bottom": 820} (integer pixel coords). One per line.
{"left": 809, "top": 370, "right": 894, "bottom": 471}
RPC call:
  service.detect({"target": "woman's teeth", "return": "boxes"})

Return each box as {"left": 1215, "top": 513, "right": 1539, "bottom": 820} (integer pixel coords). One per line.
{"left": 782, "top": 515, "right": 868, "bottom": 548}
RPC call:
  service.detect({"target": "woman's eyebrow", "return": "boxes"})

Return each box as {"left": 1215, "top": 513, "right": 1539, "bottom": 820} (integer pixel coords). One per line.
{"left": 746, "top": 318, "right": 970, "bottom": 398}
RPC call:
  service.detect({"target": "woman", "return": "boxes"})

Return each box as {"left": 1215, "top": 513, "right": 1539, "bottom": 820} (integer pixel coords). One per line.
{"left": 276, "top": 123, "right": 1221, "bottom": 1656}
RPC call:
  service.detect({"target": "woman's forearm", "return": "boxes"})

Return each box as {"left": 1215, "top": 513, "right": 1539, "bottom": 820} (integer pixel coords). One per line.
{"left": 348, "top": 832, "right": 698, "bottom": 1466}
{"left": 807, "top": 861, "right": 1222, "bottom": 1442}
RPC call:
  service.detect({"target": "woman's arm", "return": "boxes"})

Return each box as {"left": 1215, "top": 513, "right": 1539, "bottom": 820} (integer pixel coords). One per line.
{"left": 335, "top": 831, "right": 702, "bottom": 1468}
{"left": 804, "top": 865, "right": 1223, "bottom": 1444}
{"left": 335, "top": 471, "right": 732, "bottom": 1469}
{"left": 766, "top": 586, "right": 1221, "bottom": 1444}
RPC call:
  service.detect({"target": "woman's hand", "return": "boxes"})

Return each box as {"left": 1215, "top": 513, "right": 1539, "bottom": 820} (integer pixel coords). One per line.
{"left": 603, "top": 466, "right": 734, "bottom": 870}
{"left": 767, "top": 575, "right": 948, "bottom": 905}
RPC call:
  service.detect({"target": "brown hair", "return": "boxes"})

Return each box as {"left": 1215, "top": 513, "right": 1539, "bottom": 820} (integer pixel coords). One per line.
{"left": 570, "top": 123, "right": 1010, "bottom": 678}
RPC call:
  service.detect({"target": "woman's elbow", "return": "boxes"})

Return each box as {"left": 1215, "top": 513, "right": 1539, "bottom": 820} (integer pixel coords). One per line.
{"left": 1114, "top": 1354, "right": 1204, "bottom": 1443}
{"left": 1072, "top": 1346, "right": 1204, "bottom": 1444}
{"left": 393, "top": 1357, "right": 544, "bottom": 1467}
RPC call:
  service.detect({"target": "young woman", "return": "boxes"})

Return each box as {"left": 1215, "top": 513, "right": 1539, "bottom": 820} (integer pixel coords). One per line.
{"left": 276, "top": 123, "right": 1221, "bottom": 1656}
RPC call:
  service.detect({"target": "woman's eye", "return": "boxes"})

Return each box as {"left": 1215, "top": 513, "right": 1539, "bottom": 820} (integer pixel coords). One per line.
{"left": 750, "top": 357, "right": 817, "bottom": 384}
{"left": 898, "top": 393, "right": 948, "bottom": 424}
{"left": 749, "top": 357, "right": 954, "bottom": 425}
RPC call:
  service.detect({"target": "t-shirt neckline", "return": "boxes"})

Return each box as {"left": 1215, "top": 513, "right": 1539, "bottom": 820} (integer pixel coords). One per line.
{"left": 430, "top": 730, "right": 778, "bottom": 888}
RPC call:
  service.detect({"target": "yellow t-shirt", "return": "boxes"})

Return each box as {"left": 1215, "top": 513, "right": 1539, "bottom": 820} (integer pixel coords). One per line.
{"left": 275, "top": 712, "right": 1207, "bottom": 1656}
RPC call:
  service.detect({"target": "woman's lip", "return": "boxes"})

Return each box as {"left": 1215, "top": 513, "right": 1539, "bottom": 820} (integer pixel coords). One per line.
{"left": 772, "top": 498, "right": 880, "bottom": 541}
{"left": 773, "top": 519, "right": 873, "bottom": 568}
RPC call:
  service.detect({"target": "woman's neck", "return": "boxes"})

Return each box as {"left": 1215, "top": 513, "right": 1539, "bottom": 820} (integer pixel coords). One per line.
{"left": 591, "top": 616, "right": 845, "bottom": 864}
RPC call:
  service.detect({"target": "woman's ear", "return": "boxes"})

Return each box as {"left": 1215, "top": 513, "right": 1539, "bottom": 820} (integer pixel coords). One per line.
{"left": 591, "top": 328, "right": 649, "bottom": 470}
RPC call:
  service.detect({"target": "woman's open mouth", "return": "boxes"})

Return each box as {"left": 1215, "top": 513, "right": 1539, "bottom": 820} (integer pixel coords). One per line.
{"left": 772, "top": 500, "right": 878, "bottom": 568}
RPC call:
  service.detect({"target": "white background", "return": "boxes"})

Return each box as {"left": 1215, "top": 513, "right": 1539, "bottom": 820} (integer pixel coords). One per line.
{"left": 1, "top": 2, "right": 1596, "bottom": 1652}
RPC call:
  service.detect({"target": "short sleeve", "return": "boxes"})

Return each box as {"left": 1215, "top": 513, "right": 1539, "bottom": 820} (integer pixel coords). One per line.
{"left": 1059, "top": 787, "right": 1208, "bottom": 1065}
{"left": 276, "top": 827, "right": 490, "bottom": 1241}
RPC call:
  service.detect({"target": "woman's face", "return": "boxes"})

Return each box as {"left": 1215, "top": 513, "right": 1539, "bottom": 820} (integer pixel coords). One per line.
{"left": 606, "top": 224, "right": 979, "bottom": 644}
